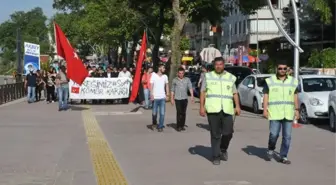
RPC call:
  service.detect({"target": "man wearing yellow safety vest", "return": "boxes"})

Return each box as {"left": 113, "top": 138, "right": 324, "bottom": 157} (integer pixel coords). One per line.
{"left": 200, "top": 57, "right": 241, "bottom": 165}
{"left": 263, "top": 62, "right": 299, "bottom": 165}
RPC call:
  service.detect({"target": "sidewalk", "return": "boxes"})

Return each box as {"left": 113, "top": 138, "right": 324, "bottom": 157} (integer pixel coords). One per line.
{"left": 0, "top": 100, "right": 334, "bottom": 185}
{"left": 0, "top": 101, "right": 95, "bottom": 185}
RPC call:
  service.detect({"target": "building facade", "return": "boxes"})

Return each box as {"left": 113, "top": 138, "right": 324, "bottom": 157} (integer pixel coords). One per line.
{"left": 220, "top": 0, "right": 291, "bottom": 52}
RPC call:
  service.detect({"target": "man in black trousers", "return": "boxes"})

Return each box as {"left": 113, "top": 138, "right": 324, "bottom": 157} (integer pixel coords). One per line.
{"left": 170, "top": 67, "right": 194, "bottom": 131}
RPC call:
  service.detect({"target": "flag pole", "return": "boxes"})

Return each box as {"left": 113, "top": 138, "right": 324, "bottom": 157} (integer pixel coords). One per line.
{"left": 53, "top": 22, "right": 58, "bottom": 63}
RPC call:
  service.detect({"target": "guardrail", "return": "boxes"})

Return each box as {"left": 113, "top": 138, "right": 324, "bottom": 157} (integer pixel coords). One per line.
{"left": 0, "top": 82, "right": 25, "bottom": 105}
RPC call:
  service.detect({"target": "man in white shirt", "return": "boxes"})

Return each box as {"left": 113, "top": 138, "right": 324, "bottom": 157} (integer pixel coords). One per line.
{"left": 118, "top": 67, "right": 132, "bottom": 104}
{"left": 118, "top": 67, "right": 132, "bottom": 78}
{"left": 150, "top": 64, "right": 169, "bottom": 132}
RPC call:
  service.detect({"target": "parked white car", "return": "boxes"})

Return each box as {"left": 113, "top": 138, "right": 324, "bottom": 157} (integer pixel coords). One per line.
{"left": 238, "top": 74, "right": 272, "bottom": 113}
{"left": 298, "top": 75, "right": 336, "bottom": 124}
{"left": 328, "top": 90, "right": 336, "bottom": 132}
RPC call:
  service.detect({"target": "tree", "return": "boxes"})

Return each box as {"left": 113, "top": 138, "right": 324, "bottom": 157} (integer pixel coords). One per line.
{"left": 53, "top": 0, "right": 143, "bottom": 65}
{"left": 169, "top": 0, "right": 263, "bottom": 82}
{"left": 0, "top": 7, "right": 49, "bottom": 73}
{"left": 308, "top": 48, "right": 336, "bottom": 68}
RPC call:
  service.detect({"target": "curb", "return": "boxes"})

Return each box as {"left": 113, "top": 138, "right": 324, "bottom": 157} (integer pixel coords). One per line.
{"left": 0, "top": 98, "right": 26, "bottom": 108}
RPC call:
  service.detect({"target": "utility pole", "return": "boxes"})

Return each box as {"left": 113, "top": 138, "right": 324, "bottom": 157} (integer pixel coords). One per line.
{"left": 201, "top": 22, "right": 204, "bottom": 50}
{"left": 16, "top": 28, "right": 22, "bottom": 75}
{"left": 256, "top": 12, "right": 259, "bottom": 71}
{"left": 229, "top": 24, "right": 232, "bottom": 58}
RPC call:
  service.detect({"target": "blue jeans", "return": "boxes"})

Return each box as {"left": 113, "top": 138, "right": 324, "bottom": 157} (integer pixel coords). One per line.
{"left": 57, "top": 86, "right": 69, "bottom": 109}
{"left": 152, "top": 99, "right": 166, "bottom": 129}
{"left": 268, "top": 120, "right": 293, "bottom": 158}
{"left": 27, "top": 86, "right": 36, "bottom": 103}
{"left": 143, "top": 89, "right": 151, "bottom": 108}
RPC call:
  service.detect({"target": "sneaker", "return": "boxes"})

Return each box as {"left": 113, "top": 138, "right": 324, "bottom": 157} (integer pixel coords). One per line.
{"left": 181, "top": 127, "right": 186, "bottom": 131}
{"left": 279, "top": 157, "right": 291, "bottom": 165}
{"left": 177, "top": 127, "right": 182, "bottom": 132}
{"left": 212, "top": 158, "right": 220, "bottom": 165}
{"left": 266, "top": 150, "right": 274, "bottom": 161}
{"left": 220, "top": 151, "right": 228, "bottom": 161}
{"left": 158, "top": 128, "right": 163, "bottom": 132}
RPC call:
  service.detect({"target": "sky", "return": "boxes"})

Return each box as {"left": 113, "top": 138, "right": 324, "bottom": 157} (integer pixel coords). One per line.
{"left": 0, "top": 0, "right": 55, "bottom": 23}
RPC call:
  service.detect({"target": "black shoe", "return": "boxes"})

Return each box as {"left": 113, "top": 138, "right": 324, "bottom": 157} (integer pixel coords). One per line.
{"left": 58, "top": 108, "right": 62, "bottom": 111}
{"left": 220, "top": 151, "right": 228, "bottom": 161}
{"left": 177, "top": 127, "right": 182, "bottom": 132}
{"left": 212, "top": 158, "right": 220, "bottom": 165}
{"left": 279, "top": 157, "right": 291, "bottom": 165}
{"left": 158, "top": 128, "right": 163, "bottom": 132}
{"left": 181, "top": 127, "right": 186, "bottom": 131}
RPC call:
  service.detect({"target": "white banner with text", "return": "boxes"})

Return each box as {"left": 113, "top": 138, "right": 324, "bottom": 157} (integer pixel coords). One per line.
{"left": 69, "top": 77, "right": 131, "bottom": 99}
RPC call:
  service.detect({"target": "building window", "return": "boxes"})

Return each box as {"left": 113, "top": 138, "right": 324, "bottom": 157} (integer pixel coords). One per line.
{"left": 243, "top": 20, "right": 246, "bottom": 34}
{"left": 239, "top": 21, "right": 242, "bottom": 34}
{"left": 271, "top": 0, "right": 278, "bottom": 9}
{"left": 234, "top": 22, "right": 237, "bottom": 34}
{"left": 250, "top": 19, "right": 279, "bottom": 33}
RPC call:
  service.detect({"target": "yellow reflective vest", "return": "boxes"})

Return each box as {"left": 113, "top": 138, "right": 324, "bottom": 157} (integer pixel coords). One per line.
{"left": 205, "top": 71, "right": 236, "bottom": 115}
{"left": 265, "top": 75, "right": 298, "bottom": 120}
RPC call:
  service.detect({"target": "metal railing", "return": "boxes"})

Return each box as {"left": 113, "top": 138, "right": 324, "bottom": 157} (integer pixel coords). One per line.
{"left": 0, "top": 82, "right": 25, "bottom": 105}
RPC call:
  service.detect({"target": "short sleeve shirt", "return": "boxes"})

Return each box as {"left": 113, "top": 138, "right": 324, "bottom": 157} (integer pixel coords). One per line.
{"left": 150, "top": 73, "right": 168, "bottom": 99}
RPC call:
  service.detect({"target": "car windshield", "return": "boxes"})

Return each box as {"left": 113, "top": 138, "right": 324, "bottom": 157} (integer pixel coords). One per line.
{"left": 302, "top": 78, "right": 336, "bottom": 92}
{"left": 256, "top": 77, "right": 270, "bottom": 87}
{"left": 225, "top": 67, "right": 252, "bottom": 86}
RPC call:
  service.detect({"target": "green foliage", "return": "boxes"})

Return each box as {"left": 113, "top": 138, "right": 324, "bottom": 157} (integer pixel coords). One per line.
{"left": 308, "top": 0, "right": 333, "bottom": 24}
{"left": 52, "top": 0, "right": 143, "bottom": 56}
{"left": 308, "top": 48, "right": 336, "bottom": 68}
{"left": 0, "top": 7, "right": 49, "bottom": 73}
{"left": 179, "top": 36, "right": 190, "bottom": 51}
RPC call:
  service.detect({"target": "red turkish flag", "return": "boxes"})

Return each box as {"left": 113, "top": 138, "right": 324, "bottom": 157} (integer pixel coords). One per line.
{"left": 71, "top": 86, "right": 80, "bottom": 94}
{"left": 129, "top": 31, "right": 147, "bottom": 103}
{"left": 54, "top": 22, "right": 88, "bottom": 85}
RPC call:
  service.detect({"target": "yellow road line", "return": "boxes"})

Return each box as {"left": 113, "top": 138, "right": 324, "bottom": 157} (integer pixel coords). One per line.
{"left": 82, "top": 108, "right": 128, "bottom": 185}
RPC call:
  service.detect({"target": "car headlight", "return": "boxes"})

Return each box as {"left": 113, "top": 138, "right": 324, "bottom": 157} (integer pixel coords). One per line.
{"left": 309, "top": 98, "right": 323, "bottom": 106}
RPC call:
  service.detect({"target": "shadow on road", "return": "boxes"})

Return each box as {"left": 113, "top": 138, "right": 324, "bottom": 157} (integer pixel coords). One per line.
{"left": 130, "top": 106, "right": 142, "bottom": 112}
{"left": 167, "top": 123, "right": 178, "bottom": 131}
{"left": 70, "top": 106, "right": 89, "bottom": 111}
{"left": 196, "top": 123, "right": 210, "bottom": 131}
{"left": 310, "top": 119, "right": 331, "bottom": 132}
{"left": 188, "top": 145, "right": 212, "bottom": 162}
{"left": 241, "top": 145, "right": 270, "bottom": 161}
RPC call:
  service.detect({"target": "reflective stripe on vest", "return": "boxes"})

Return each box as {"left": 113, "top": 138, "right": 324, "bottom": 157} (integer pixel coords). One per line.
{"left": 265, "top": 75, "right": 298, "bottom": 120}
{"left": 205, "top": 71, "right": 236, "bottom": 115}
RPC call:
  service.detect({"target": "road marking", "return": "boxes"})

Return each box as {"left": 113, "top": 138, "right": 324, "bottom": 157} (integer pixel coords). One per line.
{"left": 82, "top": 108, "right": 128, "bottom": 185}
{"left": 94, "top": 111, "right": 143, "bottom": 116}
{"left": 204, "top": 181, "right": 252, "bottom": 185}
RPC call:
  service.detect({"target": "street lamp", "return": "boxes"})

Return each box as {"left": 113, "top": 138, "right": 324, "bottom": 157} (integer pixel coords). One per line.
{"left": 266, "top": 0, "right": 304, "bottom": 79}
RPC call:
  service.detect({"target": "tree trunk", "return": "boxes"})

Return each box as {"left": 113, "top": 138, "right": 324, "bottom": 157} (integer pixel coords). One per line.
{"left": 152, "top": 1, "right": 166, "bottom": 71}
{"left": 129, "top": 34, "right": 139, "bottom": 67}
{"left": 169, "top": 0, "right": 187, "bottom": 84}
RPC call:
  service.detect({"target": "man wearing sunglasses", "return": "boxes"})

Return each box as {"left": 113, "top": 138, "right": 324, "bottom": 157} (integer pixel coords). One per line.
{"left": 263, "top": 62, "right": 299, "bottom": 165}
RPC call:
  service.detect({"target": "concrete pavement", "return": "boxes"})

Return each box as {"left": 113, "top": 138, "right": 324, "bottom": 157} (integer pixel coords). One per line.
{"left": 0, "top": 100, "right": 335, "bottom": 185}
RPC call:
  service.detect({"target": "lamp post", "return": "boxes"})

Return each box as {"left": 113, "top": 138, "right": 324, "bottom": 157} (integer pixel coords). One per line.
{"left": 266, "top": 0, "right": 303, "bottom": 79}
{"left": 256, "top": 12, "right": 259, "bottom": 71}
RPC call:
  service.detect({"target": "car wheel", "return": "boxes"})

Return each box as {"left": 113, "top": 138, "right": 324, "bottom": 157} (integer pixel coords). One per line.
{"left": 253, "top": 98, "right": 260, "bottom": 114}
{"left": 329, "top": 108, "right": 336, "bottom": 132}
{"left": 300, "top": 105, "right": 310, "bottom": 124}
